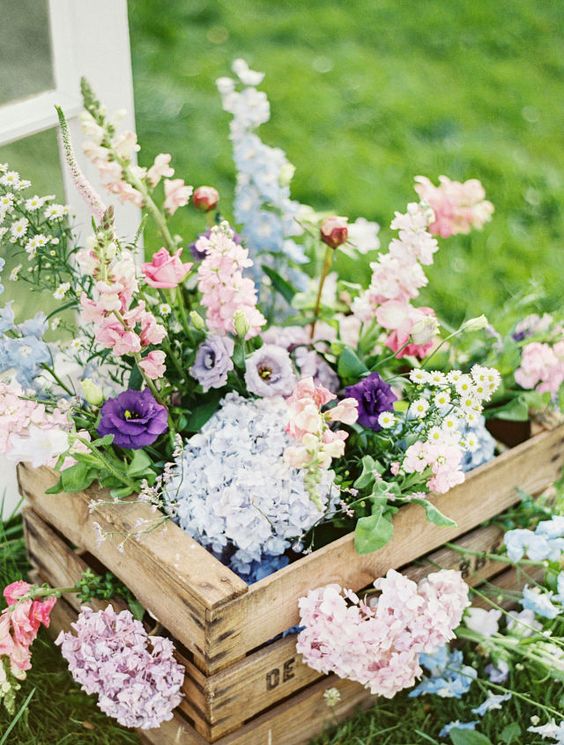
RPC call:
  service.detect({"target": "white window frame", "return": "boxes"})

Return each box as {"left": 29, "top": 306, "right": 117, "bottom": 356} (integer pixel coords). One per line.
{"left": 0, "top": 0, "right": 139, "bottom": 512}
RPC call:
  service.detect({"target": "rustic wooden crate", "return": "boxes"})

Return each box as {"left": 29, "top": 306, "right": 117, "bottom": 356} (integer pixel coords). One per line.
{"left": 18, "top": 423, "right": 564, "bottom": 743}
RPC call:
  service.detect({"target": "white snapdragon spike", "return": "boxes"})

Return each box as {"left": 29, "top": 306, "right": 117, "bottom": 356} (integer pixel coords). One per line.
{"left": 163, "top": 393, "right": 336, "bottom": 576}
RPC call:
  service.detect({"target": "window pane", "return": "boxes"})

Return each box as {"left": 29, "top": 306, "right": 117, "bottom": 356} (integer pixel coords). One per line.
{"left": 0, "top": 0, "right": 54, "bottom": 106}
{"left": 0, "top": 128, "right": 63, "bottom": 320}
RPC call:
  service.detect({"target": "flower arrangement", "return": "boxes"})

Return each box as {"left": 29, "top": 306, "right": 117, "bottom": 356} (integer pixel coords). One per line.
{"left": 0, "top": 59, "right": 562, "bottom": 728}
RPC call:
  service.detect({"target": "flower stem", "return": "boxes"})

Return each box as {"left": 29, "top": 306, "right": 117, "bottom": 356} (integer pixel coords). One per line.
{"left": 445, "top": 542, "right": 548, "bottom": 568}
{"left": 310, "top": 244, "right": 334, "bottom": 341}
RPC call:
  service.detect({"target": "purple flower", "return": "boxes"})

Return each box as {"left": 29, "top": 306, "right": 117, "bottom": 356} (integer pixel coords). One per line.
{"left": 98, "top": 388, "right": 168, "bottom": 449}
{"left": 244, "top": 344, "right": 296, "bottom": 397}
{"left": 344, "top": 372, "right": 397, "bottom": 431}
{"left": 56, "top": 605, "right": 185, "bottom": 729}
{"left": 190, "top": 335, "right": 234, "bottom": 391}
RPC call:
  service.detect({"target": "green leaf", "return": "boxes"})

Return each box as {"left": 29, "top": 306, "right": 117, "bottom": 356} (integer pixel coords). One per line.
{"left": 354, "top": 455, "right": 378, "bottom": 489}
{"left": 90, "top": 434, "right": 114, "bottom": 448}
{"left": 449, "top": 731, "right": 493, "bottom": 745}
{"left": 337, "top": 347, "right": 368, "bottom": 381}
{"left": 60, "top": 462, "right": 97, "bottom": 493}
{"left": 45, "top": 478, "right": 64, "bottom": 495}
{"left": 127, "top": 449, "right": 153, "bottom": 478}
{"left": 187, "top": 394, "right": 222, "bottom": 433}
{"left": 500, "top": 723, "right": 521, "bottom": 744}
{"left": 262, "top": 265, "right": 297, "bottom": 304}
{"left": 354, "top": 507, "right": 394, "bottom": 554}
{"left": 489, "top": 396, "right": 529, "bottom": 421}
{"left": 412, "top": 498, "right": 457, "bottom": 527}
{"left": 109, "top": 485, "right": 135, "bottom": 499}
{"left": 127, "top": 598, "right": 146, "bottom": 621}
{"left": 128, "top": 364, "right": 143, "bottom": 391}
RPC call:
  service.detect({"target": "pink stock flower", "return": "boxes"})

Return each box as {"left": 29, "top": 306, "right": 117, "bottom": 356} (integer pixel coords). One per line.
{"left": 142, "top": 247, "right": 192, "bottom": 289}
{"left": 297, "top": 569, "right": 469, "bottom": 697}
{"left": 414, "top": 175, "right": 494, "bottom": 238}
{"left": 515, "top": 341, "right": 564, "bottom": 395}
{"left": 147, "top": 153, "right": 174, "bottom": 186}
{"left": 163, "top": 178, "right": 193, "bottom": 215}
{"left": 139, "top": 350, "right": 167, "bottom": 380}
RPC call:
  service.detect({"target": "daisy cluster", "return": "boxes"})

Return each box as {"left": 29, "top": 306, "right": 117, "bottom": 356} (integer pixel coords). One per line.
{"left": 163, "top": 393, "right": 336, "bottom": 576}
{"left": 297, "top": 569, "right": 469, "bottom": 698}
{"left": 56, "top": 605, "right": 184, "bottom": 730}
{"left": 392, "top": 365, "right": 501, "bottom": 494}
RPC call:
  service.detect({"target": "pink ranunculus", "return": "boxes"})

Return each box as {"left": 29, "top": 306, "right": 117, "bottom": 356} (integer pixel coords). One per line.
{"left": 142, "top": 247, "right": 192, "bottom": 289}
{"left": 163, "top": 178, "right": 193, "bottom": 215}
{"left": 139, "top": 350, "right": 167, "bottom": 380}
{"left": 147, "top": 153, "right": 174, "bottom": 187}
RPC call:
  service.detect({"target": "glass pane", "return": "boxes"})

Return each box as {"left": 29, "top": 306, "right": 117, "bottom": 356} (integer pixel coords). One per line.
{"left": 0, "top": 0, "right": 54, "bottom": 106}
{"left": 0, "top": 128, "right": 64, "bottom": 321}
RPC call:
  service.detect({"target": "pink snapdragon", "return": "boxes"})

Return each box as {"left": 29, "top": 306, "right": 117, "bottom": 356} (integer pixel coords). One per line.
{"left": 139, "top": 350, "right": 167, "bottom": 380}
{"left": 147, "top": 153, "right": 174, "bottom": 187}
{"left": 297, "top": 569, "right": 469, "bottom": 697}
{"left": 515, "top": 341, "right": 564, "bottom": 395}
{"left": 197, "top": 222, "right": 266, "bottom": 338}
{"left": 163, "top": 178, "right": 193, "bottom": 215}
{"left": 142, "top": 247, "right": 192, "bottom": 289}
{"left": 0, "top": 381, "right": 71, "bottom": 467}
{"left": 56, "top": 605, "right": 185, "bottom": 729}
{"left": 414, "top": 175, "right": 494, "bottom": 238}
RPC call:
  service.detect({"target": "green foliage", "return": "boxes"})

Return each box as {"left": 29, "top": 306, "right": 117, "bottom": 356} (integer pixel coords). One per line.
{"left": 449, "top": 731, "right": 493, "bottom": 745}
{"left": 354, "top": 507, "right": 394, "bottom": 554}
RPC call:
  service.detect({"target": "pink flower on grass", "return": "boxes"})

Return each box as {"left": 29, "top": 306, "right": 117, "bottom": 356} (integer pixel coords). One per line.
{"left": 163, "top": 178, "right": 193, "bottom": 215}
{"left": 142, "top": 247, "right": 192, "bottom": 289}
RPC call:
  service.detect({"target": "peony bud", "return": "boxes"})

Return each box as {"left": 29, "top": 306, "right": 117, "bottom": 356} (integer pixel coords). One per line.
{"left": 233, "top": 309, "right": 250, "bottom": 338}
{"left": 461, "top": 314, "right": 489, "bottom": 332}
{"left": 320, "top": 216, "right": 349, "bottom": 249}
{"left": 81, "top": 379, "right": 104, "bottom": 407}
{"left": 193, "top": 186, "right": 220, "bottom": 212}
{"left": 189, "top": 310, "right": 206, "bottom": 331}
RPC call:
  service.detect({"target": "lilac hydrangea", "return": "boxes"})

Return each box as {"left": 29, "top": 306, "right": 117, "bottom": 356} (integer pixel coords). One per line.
{"left": 163, "top": 393, "right": 335, "bottom": 576}
{"left": 344, "top": 372, "right": 397, "bottom": 431}
{"left": 98, "top": 388, "right": 168, "bottom": 449}
{"left": 190, "top": 335, "right": 234, "bottom": 392}
{"left": 244, "top": 344, "right": 296, "bottom": 397}
{"left": 56, "top": 605, "right": 184, "bottom": 729}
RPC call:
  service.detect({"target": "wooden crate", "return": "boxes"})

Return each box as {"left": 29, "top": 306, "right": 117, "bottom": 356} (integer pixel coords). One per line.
{"left": 18, "top": 423, "right": 564, "bottom": 743}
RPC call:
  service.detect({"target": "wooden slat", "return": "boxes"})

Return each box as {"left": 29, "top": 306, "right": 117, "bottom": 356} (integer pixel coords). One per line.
{"left": 206, "top": 425, "right": 564, "bottom": 669}
{"left": 18, "top": 463, "right": 247, "bottom": 664}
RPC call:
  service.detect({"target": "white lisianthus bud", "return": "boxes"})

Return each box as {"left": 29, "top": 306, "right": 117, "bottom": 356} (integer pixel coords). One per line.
{"left": 461, "top": 315, "right": 489, "bottom": 331}
{"left": 233, "top": 309, "right": 250, "bottom": 338}
{"left": 81, "top": 379, "right": 104, "bottom": 407}
{"left": 411, "top": 314, "right": 439, "bottom": 345}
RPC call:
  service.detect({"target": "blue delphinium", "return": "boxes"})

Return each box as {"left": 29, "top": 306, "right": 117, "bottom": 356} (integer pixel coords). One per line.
{"left": 409, "top": 646, "right": 477, "bottom": 699}
{"left": 0, "top": 306, "right": 51, "bottom": 388}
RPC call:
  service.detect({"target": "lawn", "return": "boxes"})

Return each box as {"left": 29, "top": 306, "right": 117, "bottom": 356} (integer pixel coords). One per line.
{"left": 0, "top": 1, "right": 563, "bottom": 743}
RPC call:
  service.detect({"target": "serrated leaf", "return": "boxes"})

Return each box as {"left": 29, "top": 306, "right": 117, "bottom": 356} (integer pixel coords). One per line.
{"left": 449, "top": 730, "right": 493, "bottom": 745}
{"left": 412, "top": 498, "right": 457, "bottom": 527}
{"left": 337, "top": 347, "right": 368, "bottom": 382}
{"left": 354, "top": 507, "right": 394, "bottom": 554}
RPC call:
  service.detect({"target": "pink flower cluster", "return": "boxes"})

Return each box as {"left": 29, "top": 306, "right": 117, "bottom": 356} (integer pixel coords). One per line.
{"left": 297, "top": 569, "right": 469, "bottom": 698}
{"left": 0, "top": 581, "right": 57, "bottom": 677}
{"left": 284, "top": 377, "right": 357, "bottom": 471}
{"left": 196, "top": 223, "right": 266, "bottom": 338}
{"left": 414, "top": 175, "right": 494, "bottom": 238}
{"left": 515, "top": 341, "right": 564, "bottom": 395}
{"left": 402, "top": 435, "right": 465, "bottom": 494}
{"left": 0, "top": 381, "right": 70, "bottom": 467}
{"left": 78, "top": 244, "right": 166, "bottom": 378}
{"left": 56, "top": 605, "right": 185, "bottom": 730}
{"left": 352, "top": 203, "right": 440, "bottom": 359}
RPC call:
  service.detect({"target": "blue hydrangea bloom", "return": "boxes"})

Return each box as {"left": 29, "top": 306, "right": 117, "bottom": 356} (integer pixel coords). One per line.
{"left": 410, "top": 646, "right": 477, "bottom": 699}
{"left": 235, "top": 554, "right": 290, "bottom": 584}
{"left": 0, "top": 302, "right": 14, "bottom": 333}
{"left": 461, "top": 416, "right": 496, "bottom": 472}
{"left": 439, "top": 721, "right": 478, "bottom": 738}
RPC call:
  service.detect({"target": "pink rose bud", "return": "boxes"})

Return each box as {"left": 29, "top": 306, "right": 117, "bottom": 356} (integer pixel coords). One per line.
{"left": 193, "top": 186, "right": 220, "bottom": 212}
{"left": 142, "top": 247, "right": 193, "bottom": 289}
{"left": 320, "top": 216, "right": 349, "bottom": 249}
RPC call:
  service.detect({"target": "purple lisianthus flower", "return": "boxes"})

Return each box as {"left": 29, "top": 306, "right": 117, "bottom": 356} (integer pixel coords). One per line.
{"left": 244, "top": 344, "right": 296, "bottom": 397}
{"left": 344, "top": 372, "right": 397, "bottom": 431}
{"left": 98, "top": 388, "right": 168, "bottom": 449}
{"left": 190, "top": 335, "right": 234, "bottom": 391}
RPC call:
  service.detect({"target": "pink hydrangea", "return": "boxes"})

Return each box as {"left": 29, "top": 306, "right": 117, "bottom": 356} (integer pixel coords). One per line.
{"left": 515, "top": 341, "right": 564, "bottom": 395}
{"left": 414, "top": 175, "right": 494, "bottom": 238}
{"left": 297, "top": 569, "right": 469, "bottom": 698}
{"left": 197, "top": 222, "right": 266, "bottom": 338}
{"left": 56, "top": 605, "right": 185, "bottom": 730}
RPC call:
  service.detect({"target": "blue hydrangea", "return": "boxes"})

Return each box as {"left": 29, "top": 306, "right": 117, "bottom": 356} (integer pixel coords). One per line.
{"left": 461, "top": 415, "right": 496, "bottom": 472}
{"left": 409, "top": 646, "right": 477, "bottom": 699}
{"left": 504, "top": 516, "right": 564, "bottom": 563}
{"left": 234, "top": 554, "right": 290, "bottom": 584}
{"left": 439, "top": 721, "right": 478, "bottom": 738}
{"left": 0, "top": 307, "right": 51, "bottom": 388}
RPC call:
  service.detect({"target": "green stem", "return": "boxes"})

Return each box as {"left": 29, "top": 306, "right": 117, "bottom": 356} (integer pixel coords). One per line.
{"left": 76, "top": 436, "right": 138, "bottom": 490}
{"left": 40, "top": 364, "right": 75, "bottom": 397}
{"left": 310, "top": 244, "right": 334, "bottom": 341}
{"left": 124, "top": 168, "right": 176, "bottom": 252}
{"left": 445, "top": 542, "right": 548, "bottom": 568}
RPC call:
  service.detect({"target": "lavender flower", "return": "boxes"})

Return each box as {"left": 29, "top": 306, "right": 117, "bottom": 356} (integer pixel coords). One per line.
{"left": 56, "top": 605, "right": 184, "bottom": 729}
{"left": 344, "top": 372, "right": 397, "bottom": 431}
{"left": 98, "top": 388, "right": 168, "bottom": 449}
{"left": 244, "top": 344, "right": 296, "bottom": 397}
{"left": 190, "top": 335, "right": 234, "bottom": 391}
